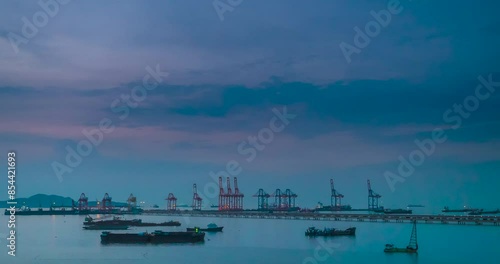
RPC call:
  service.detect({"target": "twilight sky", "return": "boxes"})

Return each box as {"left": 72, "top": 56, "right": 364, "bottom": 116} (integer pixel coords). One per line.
{"left": 1, "top": 0, "right": 499, "bottom": 212}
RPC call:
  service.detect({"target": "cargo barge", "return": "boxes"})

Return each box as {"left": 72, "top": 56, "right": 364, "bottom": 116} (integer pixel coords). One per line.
{"left": 442, "top": 206, "right": 478, "bottom": 213}
{"left": 384, "top": 220, "right": 418, "bottom": 253}
{"left": 100, "top": 230, "right": 205, "bottom": 244}
{"left": 83, "top": 225, "right": 129, "bottom": 230}
{"left": 315, "top": 205, "right": 353, "bottom": 212}
{"left": 468, "top": 209, "right": 500, "bottom": 215}
{"left": 135, "top": 221, "right": 181, "bottom": 226}
{"left": 186, "top": 223, "right": 223, "bottom": 232}
{"left": 84, "top": 216, "right": 181, "bottom": 227}
{"left": 84, "top": 216, "right": 141, "bottom": 226}
{"left": 305, "top": 227, "right": 356, "bottom": 237}
{"left": 383, "top": 209, "right": 412, "bottom": 214}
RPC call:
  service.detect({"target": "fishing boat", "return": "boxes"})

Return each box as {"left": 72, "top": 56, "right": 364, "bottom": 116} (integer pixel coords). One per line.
{"left": 186, "top": 223, "right": 223, "bottom": 232}
{"left": 305, "top": 227, "right": 356, "bottom": 237}
{"left": 83, "top": 225, "right": 129, "bottom": 230}
{"left": 384, "top": 220, "right": 418, "bottom": 253}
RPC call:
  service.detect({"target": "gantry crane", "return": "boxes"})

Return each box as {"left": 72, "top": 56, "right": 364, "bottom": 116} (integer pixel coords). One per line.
{"left": 367, "top": 180, "right": 382, "bottom": 210}
{"left": 331, "top": 179, "right": 344, "bottom": 208}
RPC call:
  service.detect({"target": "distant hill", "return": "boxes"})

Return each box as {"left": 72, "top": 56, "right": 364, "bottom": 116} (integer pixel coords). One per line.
{"left": 0, "top": 194, "right": 127, "bottom": 208}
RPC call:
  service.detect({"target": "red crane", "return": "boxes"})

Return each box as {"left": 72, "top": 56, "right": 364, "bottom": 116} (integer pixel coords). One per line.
{"left": 166, "top": 193, "right": 177, "bottom": 211}
{"left": 218, "top": 177, "right": 225, "bottom": 210}
{"left": 101, "top": 193, "right": 112, "bottom": 211}
{"left": 192, "top": 184, "right": 202, "bottom": 210}
{"left": 233, "top": 177, "right": 244, "bottom": 210}
{"left": 77, "top": 193, "right": 88, "bottom": 211}
{"left": 226, "top": 177, "right": 233, "bottom": 210}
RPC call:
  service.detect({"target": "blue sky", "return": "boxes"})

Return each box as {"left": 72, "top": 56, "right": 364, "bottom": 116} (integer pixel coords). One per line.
{"left": 0, "top": 0, "right": 499, "bottom": 211}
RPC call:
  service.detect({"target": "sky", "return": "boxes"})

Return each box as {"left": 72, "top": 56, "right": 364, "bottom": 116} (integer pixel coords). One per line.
{"left": 0, "top": 0, "right": 499, "bottom": 212}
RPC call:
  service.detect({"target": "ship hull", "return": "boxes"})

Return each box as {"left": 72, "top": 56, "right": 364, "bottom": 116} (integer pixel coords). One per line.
{"left": 84, "top": 219, "right": 142, "bottom": 226}
{"left": 315, "top": 205, "right": 352, "bottom": 212}
{"left": 186, "top": 227, "right": 223, "bottom": 232}
{"left": 83, "top": 225, "right": 129, "bottom": 230}
{"left": 305, "top": 227, "right": 356, "bottom": 237}
{"left": 135, "top": 221, "right": 181, "bottom": 227}
{"left": 100, "top": 231, "right": 205, "bottom": 244}
{"left": 383, "top": 209, "right": 412, "bottom": 214}
{"left": 150, "top": 232, "right": 205, "bottom": 243}
{"left": 384, "top": 248, "right": 418, "bottom": 253}
{"left": 85, "top": 219, "right": 180, "bottom": 227}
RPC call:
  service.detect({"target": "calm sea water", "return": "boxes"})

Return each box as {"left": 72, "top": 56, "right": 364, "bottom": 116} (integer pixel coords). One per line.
{"left": 1, "top": 214, "right": 499, "bottom": 264}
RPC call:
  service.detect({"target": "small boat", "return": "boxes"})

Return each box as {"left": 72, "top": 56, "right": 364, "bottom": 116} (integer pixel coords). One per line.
{"left": 83, "top": 225, "right": 129, "bottom": 230}
{"left": 384, "top": 220, "right": 418, "bottom": 253}
{"left": 186, "top": 223, "right": 223, "bottom": 232}
{"left": 100, "top": 230, "right": 205, "bottom": 244}
{"left": 305, "top": 227, "right": 356, "bottom": 237}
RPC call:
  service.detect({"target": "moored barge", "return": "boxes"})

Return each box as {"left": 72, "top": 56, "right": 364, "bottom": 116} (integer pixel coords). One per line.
{"left": 84, "top": 216, "right": 181, "bottom": 226}
{"left": 305, "top": 227, "right": 356, "bottom": 237}
{"left": 100, "top": 230, "right": 205, "bottom": 244}
{"left": 186, "top": 223, "right": 223, "bottom": 232}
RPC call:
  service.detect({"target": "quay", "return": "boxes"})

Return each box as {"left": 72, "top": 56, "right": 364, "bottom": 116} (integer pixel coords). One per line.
{"left": 142, "top": 210, "right": 500, "bottom": 226}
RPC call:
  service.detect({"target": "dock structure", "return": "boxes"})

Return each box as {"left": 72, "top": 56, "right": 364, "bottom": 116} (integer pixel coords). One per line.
{"left": 77, "top": 193, "right": 89, "bottom": 211}
{"left": 127, "top": 193, "right": 137, "bottom": 210}
{"left": 330, "top": 179, "right": 344, "bottom": 208}
{"left": 142, "top": 210, "right": 500, "bottom": 226}
{"left": 367, "top": 180, "right": 382, "bottom": 211}
{"left": 166, "top": 193, "right": 177, "bottom": 211}
{"left": 191, "top": 184, "right": 202, "bottom": 211}
{"left": 218, "top": 177, "right": 244, "bottom": 211}
{"left": 253, "top": 189, "right": 270, "bottom": 210}
{"left": 269, "top": 188, "right": 298, "bottom": 210}
{"left": 101, "top": 193, "right": 113, "bottom": 211}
